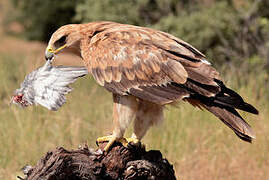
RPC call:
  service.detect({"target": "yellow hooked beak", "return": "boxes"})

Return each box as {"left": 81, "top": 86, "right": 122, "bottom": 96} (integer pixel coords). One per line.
{"left": 45, "top": 44, "right": 67, "bottom": 60}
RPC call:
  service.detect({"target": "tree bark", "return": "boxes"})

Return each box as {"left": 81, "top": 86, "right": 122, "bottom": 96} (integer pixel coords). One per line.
{"left": 18, "top": 142, "right": 176, "bottom": 180}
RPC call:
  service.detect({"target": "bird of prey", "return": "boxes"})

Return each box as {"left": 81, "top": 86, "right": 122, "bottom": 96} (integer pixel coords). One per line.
{"left": 45, "top": 21, "right": 258, "bottom": 151}
{"left": 11, "top": 59, "right": 88, "bottom": 110}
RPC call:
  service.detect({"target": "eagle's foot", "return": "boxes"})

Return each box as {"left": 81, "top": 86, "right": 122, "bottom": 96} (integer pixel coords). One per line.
{"left": 96, "top": 135, "right": 115, "bottom": 152}
{"left": 120, "top": 137, "right": 144, "bottom": 150}
{"left": 96, "top": 135, "right": 127, "bottom": 152}
{"left": 117, "top": 137, "right": 141, "bottom": 147}
{"left": 96, "top": 135, "right": 114, "bottom": 144}
{"left": 126, "top": 137, "right": 145, "bottom": 149}
{"left": 125, "top": 137, "right": 140, "bottom": 144}
{"left": 96, "top": 136, "right": 141, "bottom": 152}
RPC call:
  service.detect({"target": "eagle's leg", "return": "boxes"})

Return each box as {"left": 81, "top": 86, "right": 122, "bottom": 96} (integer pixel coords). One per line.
{"left": 96, "top": 94, "right": 138, "bottom": 152}
{"left": 130, "top": 100, "right": 164, "bottom": 145}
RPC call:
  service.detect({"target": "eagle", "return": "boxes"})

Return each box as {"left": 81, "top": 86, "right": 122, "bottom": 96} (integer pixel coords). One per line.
{"left": 45, "top": 21, "right": 258, "bottom": 151}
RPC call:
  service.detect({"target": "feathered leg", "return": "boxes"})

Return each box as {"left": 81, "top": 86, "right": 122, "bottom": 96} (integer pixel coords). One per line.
{"left": 131, "top": 100, "right": 164, "bottom": 142}
{"left": 96, "top": 94, "right": 138, "bottom": 151}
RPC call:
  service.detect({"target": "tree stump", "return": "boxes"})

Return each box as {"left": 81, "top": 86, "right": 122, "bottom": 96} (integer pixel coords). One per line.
{"left": 18, "top": 142, "right": 176, "bottom": 180}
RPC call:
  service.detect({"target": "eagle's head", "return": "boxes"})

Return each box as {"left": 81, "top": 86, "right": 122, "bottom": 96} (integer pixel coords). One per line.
{"left": 45, "top": 24, "right": 83, "bottom": 61}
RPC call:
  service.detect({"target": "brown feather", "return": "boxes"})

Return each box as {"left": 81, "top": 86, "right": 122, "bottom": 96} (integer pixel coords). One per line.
{"left": 182, "top": 80, "right": 220, "bottom": 97}
{"left": 111, "top": 67, "right": 122, "bottom": 82}
{"left": 134, "top": 64, "right": 146, "bottom": 80}
{"left": 140, "top": 61, "right": 153, "bottom": 75}
{"left": 103, "top": 66, "right": 113, "bottom": 83}
{"left": 204, "top": 105, "right": 255, "bottom": 142}
{"left": 164, "top": 60, "right": 188, "bottom": 84}
{"left": 123, "top": 68, "right": 135, "bottom": 80}
{"left": 92, "top": 68, "right": 105, "bottom": 86}
{"left": 146, "top": 59, "right": 161, "bottom": 73}
{"left": 184, "top": 96, "right": 255, "bottom": 142}
{"left": 185, "top": 63, "right": 220, "bottom": 85}
{"left": 129, "top": 88, "right": 171, "bottom": 105}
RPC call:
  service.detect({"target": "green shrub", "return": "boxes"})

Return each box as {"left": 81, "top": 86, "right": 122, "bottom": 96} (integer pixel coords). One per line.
{"left": 11, "top": 0, "right": 79, "bottom": 41}
{"left": 75, "top": 0, "right": 144, "bottom": 25}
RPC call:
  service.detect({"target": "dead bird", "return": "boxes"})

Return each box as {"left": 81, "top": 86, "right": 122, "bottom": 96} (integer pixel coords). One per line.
{"left": 11, "top": 59, "right": 88, "bottom": 110}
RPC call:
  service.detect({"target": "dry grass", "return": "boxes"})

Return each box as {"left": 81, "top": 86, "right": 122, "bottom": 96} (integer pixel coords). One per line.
{"left": 0, "top": 32, "right": 268, "bottom": 180}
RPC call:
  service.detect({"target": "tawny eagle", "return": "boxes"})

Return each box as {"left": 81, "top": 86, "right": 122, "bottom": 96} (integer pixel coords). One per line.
{"left": 45, "top": 21, "right": 258, "bottom": 151}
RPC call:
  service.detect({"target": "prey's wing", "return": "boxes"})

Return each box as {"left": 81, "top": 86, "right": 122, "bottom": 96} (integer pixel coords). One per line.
{"left": 33, "top": 65, "right": 88, "bottom": 110}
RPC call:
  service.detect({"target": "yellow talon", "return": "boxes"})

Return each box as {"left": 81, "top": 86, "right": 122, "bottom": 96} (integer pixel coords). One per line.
{"left": 125, "top": 137, "right": 140, "bottom": 144}
{"left": 126, "top": 137, "right": 145, "bottom": 149}
{"left": 96, "top": 135, "right": 114, "bottom": 143}
{"left": 103, "top": 136, "right": 117, "bottom": 152}
{"left": 96, "top": 136, "right": 141, "bottom": 152}
{"left": 96, "top": 135, "right": 121, "bottom": 152}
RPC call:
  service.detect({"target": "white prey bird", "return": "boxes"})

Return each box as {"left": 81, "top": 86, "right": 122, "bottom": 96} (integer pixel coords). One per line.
{"left": 11, "top": 59, "right": 88, "bottom": 110}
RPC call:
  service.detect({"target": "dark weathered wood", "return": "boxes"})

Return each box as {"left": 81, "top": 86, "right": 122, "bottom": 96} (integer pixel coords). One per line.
{"left": 19, "top": 142, "right": 176, "bottom": 180}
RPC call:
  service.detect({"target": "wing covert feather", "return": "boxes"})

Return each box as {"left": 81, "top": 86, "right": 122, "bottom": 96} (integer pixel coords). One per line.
{"left": 85, "top": 30, "right": 190, "bottom": 95}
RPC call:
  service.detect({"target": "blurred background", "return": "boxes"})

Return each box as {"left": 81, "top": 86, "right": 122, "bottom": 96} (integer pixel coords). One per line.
{"left": 0, "top": 0, "right": 268, "bottom": 179}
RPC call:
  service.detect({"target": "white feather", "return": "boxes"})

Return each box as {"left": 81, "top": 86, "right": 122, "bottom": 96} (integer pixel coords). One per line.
{"left": 201, "top": 59, "right": 211, "bottom": 65}
{"left": 14, "top": 60, "right": 88, "bottom": 110}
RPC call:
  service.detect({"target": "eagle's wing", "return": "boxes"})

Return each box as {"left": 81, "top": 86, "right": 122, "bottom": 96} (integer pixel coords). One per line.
{"left": 84, "top": 26, "right": 219, "bottom": 104}
{"left": 31, "top": 63, "right": 88, "bottom": 110}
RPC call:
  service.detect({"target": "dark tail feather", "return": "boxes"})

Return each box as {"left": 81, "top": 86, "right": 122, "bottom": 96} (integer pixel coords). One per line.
{"left": 202, "top": 104, "right": 255, "bottom": 143}
{"left": 179, "top": 78, "right": 258, "bottom": 142}
{"left": 213, "top": 79, "right": 259, "bottom": 115}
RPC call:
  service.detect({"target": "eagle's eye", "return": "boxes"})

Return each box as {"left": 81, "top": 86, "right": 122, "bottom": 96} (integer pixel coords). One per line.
{"left": 54, "top": 35, "right": 67, "bottom": 48}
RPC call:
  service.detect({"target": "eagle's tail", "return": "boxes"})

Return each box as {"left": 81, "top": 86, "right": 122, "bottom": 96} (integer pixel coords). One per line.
{"left": 202, "top": 104, "right": 255, "bottom": 142}
{"left": 212, "top": 79, "right": 258, "bottom": 114}
{"left": 186, "top": 79, "right": 258, "bottom": 143}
